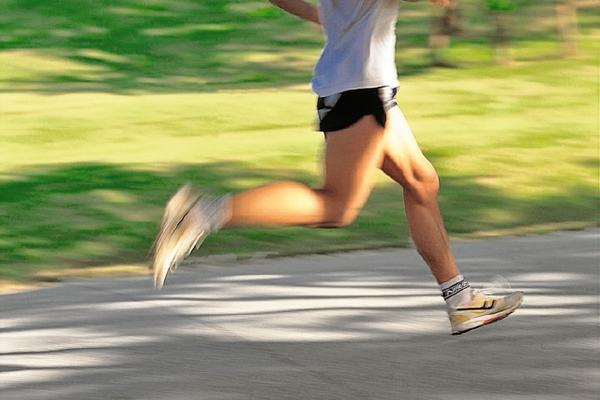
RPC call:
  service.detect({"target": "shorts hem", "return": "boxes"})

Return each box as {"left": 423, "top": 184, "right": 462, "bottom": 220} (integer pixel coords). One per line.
{"left": 315, "top": 86, "right": 398, "bottom": 133}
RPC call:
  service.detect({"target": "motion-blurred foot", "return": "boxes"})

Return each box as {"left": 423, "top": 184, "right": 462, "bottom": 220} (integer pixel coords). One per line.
{"left": 151, "top": 184, "right": 229, "bottom": 289}
{"left": 448, "top": 290, "right": 523, "bottom": 335}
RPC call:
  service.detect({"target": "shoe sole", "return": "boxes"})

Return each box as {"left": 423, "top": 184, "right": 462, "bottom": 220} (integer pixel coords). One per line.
{"left": 154, "top": 212, "right": 208, "bottom": 289}
{"left": 150, "top": 185, "right": 200, "bottom": 255}
{"left": 452, "top": 294, "right": 523, "bottom": 336}
{"left": 152, "top": 185, "right": 202, "bottom": 288}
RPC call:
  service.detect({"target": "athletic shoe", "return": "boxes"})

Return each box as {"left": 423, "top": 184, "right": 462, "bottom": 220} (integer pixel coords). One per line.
{"left": 449, "top": 290, "right": 523, "bottom": 335}
{"left": 151, "top": 184, "right": 230, "bottom": 289}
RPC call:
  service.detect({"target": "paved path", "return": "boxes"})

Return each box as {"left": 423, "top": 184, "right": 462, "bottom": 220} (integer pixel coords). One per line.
{"left": 1, "top": 230, "right": 598, "bottom": 400}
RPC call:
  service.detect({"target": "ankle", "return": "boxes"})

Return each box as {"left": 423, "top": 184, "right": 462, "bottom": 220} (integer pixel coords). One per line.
{"left": 439, "top": 274, "right": 473, "bottom": 308}
{"left": 190, "top": 194, "right": 232, "bottom": 232}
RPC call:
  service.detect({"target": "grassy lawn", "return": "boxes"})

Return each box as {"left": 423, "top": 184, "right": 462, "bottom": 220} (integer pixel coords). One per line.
{"left": 0, "top": 1, "right": 598, "bottom": 282}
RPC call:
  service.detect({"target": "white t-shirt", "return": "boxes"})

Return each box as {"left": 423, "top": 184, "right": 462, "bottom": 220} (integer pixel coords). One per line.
{"left": 311, "top": 0, "right": 400, "bottom": 97}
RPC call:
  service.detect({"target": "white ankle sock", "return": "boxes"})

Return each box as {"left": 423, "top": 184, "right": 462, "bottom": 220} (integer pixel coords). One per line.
{"left": 440, "top": 275, "right": 473, "bottom": 308}
{"left": 189, "top": 194, "right": 232, "bottom": 233}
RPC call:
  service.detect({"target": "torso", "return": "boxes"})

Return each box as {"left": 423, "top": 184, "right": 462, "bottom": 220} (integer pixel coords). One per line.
{"left": 311, "top": 0, "right": 401, "bottom": 97}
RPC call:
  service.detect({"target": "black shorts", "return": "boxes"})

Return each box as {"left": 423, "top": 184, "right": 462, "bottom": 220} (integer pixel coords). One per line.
{"left": 316, "top": 86, "right": 398, "bottom": 133}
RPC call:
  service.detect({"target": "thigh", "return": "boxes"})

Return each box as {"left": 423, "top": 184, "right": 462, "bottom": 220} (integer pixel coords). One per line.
{"left": 380, "top": 107, "right": 435, "bottom": 185}
{"left": 322, "top": 114, "right": 386, "bottom": 208}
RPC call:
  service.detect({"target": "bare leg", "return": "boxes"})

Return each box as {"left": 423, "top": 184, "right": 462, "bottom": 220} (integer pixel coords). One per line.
{"left": 226, "top": 115, "right": 386, "bottom": 228}
{"left": 380, "top": 107, "right": 459, "bottom": 283}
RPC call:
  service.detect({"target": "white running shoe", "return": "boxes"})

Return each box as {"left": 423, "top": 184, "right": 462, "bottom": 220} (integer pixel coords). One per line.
{"left": 448, "top": 290, "right": 523, "bottom": 335}
{"left": 151, "top": 184, "right": 230, "bottom": 289}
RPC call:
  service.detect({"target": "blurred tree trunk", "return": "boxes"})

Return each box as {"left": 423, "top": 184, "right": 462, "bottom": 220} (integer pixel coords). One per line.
{"left": 429, "top": 0, "right": 461, "bottom": 67}
{"left": 491, "top": 10, "right": 511, "bottom": 65}
{"left": 486, "top": 0, "right": 514, "bottom": 66}
{"left": 555, "top": 0, "right": 578, "bottom": 56}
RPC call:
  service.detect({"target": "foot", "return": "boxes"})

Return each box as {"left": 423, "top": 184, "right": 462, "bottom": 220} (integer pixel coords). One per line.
{"left": 151, "top": 184, "right": 229, "bottom": 289}
{"left": 448, "top": 289, "right": 523, "bottom": 335}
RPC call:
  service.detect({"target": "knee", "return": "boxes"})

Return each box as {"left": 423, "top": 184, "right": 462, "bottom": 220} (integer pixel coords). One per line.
{"left": 404, "top": 163, "right": 440, "bottom": 203}
{"left": 331, "top": 209, "right": 358, "bottom": 228}
{"left": 317, "top": 201, "right": 360, "bottom": 228}
{"left": 319, "top": 208, "right": 358, "bottom": 228}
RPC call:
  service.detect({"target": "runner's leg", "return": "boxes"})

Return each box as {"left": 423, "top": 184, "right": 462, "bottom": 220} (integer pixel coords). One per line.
{"left": 380, "top": 107, "right": 460, "bottom": 283}
{"left": 226, "top": 114, "right": 386, "bottom": 228}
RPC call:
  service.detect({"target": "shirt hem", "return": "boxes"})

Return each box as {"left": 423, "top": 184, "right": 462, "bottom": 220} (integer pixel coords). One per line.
{"left": 311, "top": 79, "right": 400, "bottom": 97}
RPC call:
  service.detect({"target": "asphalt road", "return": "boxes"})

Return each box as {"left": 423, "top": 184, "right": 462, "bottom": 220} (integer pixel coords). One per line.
{"left": 1, "top": 229, "right": 598, "bottom": 400}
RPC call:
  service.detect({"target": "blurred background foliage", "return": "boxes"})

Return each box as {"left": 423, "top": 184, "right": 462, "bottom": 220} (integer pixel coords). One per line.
{"left": 0, "top": 0, "right": 598, "bottom": 282}
{"left": 0, "top": 0, "right": 595, "bottom": 91}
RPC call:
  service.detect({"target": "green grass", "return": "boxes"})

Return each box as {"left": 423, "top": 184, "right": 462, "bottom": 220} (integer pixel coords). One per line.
{"left": 0, "top": 0, "right": 598, "bottom": 281}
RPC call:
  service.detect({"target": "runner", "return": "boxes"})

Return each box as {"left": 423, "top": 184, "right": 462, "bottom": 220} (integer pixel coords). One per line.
{"left": 151, "top": 0, "right": 523, "bottom": 335}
